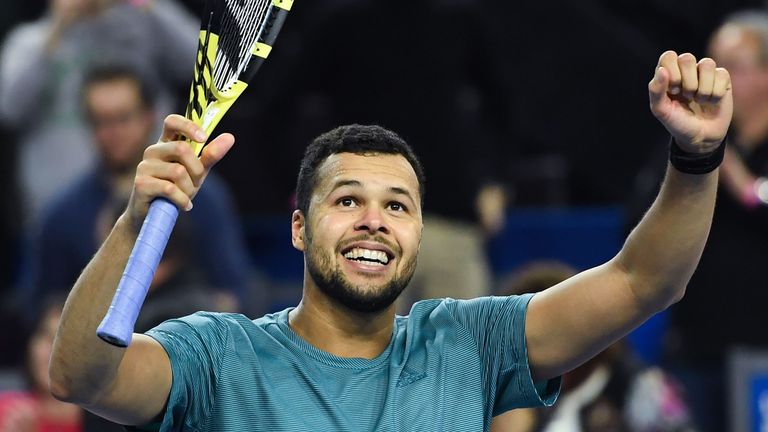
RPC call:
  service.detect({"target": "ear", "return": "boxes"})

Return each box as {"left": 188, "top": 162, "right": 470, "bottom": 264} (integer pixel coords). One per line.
{"left": 291, "top": 209, "right": 306, "bottom": 251}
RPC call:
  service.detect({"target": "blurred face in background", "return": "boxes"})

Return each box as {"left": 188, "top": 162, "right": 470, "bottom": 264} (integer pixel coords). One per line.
{"left": 85, "top": 78, "right": 154, "bottom": 173}
{"left": 708, "top": 25, "right": 768, "bottom": 125}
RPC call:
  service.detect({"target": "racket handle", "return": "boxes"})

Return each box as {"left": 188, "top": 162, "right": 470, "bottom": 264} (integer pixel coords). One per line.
{"left": 97, "top": 198, "right": 179, "bottom": 347}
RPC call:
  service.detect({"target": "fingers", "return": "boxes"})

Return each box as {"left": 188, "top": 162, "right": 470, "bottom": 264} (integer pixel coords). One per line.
{"left": 200, "top": 133, "right": 235, "bottom": 170}
{"left": 648, "top": 65, "right": 670, "bottom": 111}
{"left": 144, "top": 141, "right": 206, "bottom": 187}
{"left": 695, "top": 58, "right": 716, "bottom": 103}
{"left": 132, "top": 132, "right": 234, "bottom": 215}
{"left": 657, "top": 51, "right": 682, "bottom": 95}
{"left": 711, "top": 67, "right": 732, "bottom": 104}
{"left": 134, "top": 165, "right": 194, "bottom": 211}
{"left": 677, "top": 53, "right": 699, "bottom": 98}
{"left": 137, "top": 159, "right": 197, "bottom": 200}
{"left": 653, "top": 51, "right": 731, "bottom": 105}
{"left": 138, "top": 141, "right": 203, "bottom": 211}
{"left": 656, "top": 51, "right": 713, "bottom": 98}
{"left": 160, "top": 114, "right": 208, "bottom": 143}
{"left": 650, "top": 50, "right": 734, "bottom": 151}
{"left": 128, "top": 113, "right": 235, "bottom": 222}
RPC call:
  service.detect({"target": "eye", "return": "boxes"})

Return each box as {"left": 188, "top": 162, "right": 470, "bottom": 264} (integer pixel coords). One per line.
{"left": 338, "top": 197, "right": 358, "bottom": 207}
{"left": 388, "top": 202, "right": 407, "bottom": 212}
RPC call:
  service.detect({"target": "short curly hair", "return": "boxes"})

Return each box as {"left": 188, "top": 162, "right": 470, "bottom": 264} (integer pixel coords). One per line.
{"left": 296, "top": 124, "right": 426, "bottom": 216}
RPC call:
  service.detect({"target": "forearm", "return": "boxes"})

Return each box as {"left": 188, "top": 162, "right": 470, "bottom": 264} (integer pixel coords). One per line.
{"left": 616, "top": 163, "right": 718, "bottom": 309}
{"left": 49, "top": 214, "right": 137, "bottom": 403}
{"left": 47, "top": 113, "right": 221, "bottom": 423}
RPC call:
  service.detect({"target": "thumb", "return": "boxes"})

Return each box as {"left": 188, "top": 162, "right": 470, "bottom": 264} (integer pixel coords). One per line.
{"left": 648, "top": 66, "right": 670, "bottom": 112}
{"left": 200, "top": 133, "right": 235, "bottom": 170}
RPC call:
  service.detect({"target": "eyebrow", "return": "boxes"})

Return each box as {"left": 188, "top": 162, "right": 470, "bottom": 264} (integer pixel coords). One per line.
{"left": 330, "top": 180, "right": 417, "bottom": 205}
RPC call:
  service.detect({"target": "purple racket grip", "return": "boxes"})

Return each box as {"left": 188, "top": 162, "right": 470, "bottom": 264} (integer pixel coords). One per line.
{"left": 97, "top": 198, "right": 179, "bottom": 347}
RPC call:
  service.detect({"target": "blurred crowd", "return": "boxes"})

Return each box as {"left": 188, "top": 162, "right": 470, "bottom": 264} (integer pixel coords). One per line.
{"left": 1, "top": 0, "right": 768, "bottom": 431}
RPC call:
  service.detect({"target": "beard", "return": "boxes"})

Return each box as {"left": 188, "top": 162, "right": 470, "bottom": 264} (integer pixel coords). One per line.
{"left": 305, "top": 236, "right": 417, "bottom": 313}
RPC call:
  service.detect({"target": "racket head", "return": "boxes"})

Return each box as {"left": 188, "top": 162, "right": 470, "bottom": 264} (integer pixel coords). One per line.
{"left": 185, "top": 0, "right": 294, "bottom": 155}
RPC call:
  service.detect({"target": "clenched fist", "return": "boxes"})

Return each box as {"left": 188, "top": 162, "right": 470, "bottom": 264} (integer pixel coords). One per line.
{"left": 649, "top": 51, "right": 733, "bottom": 154}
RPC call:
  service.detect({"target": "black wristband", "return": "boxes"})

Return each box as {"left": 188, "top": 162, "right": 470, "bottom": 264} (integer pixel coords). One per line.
{"left": 669, "top": 135, "right": 726, "bottom": 175}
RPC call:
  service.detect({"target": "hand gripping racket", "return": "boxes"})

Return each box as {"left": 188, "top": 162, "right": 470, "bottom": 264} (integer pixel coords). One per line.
{"left": 97, "top": 0, "right": 294, "bottom": 347}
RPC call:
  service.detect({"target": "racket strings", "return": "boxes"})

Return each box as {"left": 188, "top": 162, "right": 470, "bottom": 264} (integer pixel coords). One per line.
{"left": 213, "top": 0, "right": 272, "bottom": 92}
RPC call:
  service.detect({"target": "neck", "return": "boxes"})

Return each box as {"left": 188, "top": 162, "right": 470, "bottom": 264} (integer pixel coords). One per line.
{"left": 288, "top": 275, "right": 396, "bottom": 359}
{"left": 735, "top": 105, "right": 768, "bottom": 152}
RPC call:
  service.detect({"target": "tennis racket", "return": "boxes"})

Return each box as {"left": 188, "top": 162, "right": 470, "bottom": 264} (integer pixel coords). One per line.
{"left": 97, "top": 0, "right": 294, "bottom": 347}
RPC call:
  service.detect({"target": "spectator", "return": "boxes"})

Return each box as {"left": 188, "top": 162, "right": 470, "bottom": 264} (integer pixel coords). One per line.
{"left": 490, "top": 262, "right": 695, "bottom": 432}
{"left": 19, "top": 65, "right": 254, "bottom": 326}
{"left": 0, "top": 0, "right": 198, "bottom": 222}
{"left": 0, "top": 295, "right": 82, "bottom": 432}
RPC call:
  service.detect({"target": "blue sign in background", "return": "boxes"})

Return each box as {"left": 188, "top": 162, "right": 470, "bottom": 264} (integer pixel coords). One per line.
{"left": 750, "top": 374, "right": 768, "bottom": 432}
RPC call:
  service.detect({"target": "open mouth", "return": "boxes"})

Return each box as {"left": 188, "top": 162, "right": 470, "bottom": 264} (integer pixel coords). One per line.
{"left": 341, "top": 246, "right": 394, "bottom": 267}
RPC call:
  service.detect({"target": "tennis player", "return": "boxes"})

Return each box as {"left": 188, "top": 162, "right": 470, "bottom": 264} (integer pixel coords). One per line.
{"left": 49, "top": 51, "right": 731, "bottom": 431}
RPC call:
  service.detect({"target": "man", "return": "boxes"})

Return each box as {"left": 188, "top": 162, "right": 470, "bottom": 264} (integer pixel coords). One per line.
{"left": 49, "top": 51, "right": 731, "bottom": 431}
{"left": 0, "top": 0, "right": 197, "bottom": 221}
{"left": 20, "top": 65, "right": 252, "bottom": 324}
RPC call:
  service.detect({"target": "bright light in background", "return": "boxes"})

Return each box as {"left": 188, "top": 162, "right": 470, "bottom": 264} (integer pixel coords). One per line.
{"left": 756, "top": 178, "right": 768, "bottom": 205}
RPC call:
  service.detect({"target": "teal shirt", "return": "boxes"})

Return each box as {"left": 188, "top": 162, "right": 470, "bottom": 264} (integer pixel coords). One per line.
{"left": 141, "top": 295, "right": 560, "bottom": 431}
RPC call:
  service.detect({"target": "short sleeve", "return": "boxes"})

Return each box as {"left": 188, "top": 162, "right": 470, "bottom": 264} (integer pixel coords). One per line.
{"left": 443, "top": 295, "right": 560, "bottom": 414}
{"left": 143, "top": 312, "right": 231, "bottom": 432}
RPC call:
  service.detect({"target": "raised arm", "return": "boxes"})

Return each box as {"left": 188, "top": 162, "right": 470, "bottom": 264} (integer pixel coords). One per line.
{"left": 49, "top": 115, "right": 234, "bottom": 425}
{"left": 525, "top": 51, "right": 733, "bottom": 380}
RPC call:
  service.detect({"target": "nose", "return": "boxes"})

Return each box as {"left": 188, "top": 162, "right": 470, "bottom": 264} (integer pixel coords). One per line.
{"left": 354, "top": 205, "right": 390, "bottom": 235}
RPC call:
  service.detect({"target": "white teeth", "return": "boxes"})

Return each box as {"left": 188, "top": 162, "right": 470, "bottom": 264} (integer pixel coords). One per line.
{"left": 378, "top": 251, "right": 389, "bottom": 264}
{"left": 343, "top": 248, "right": 390, "bottom": 264}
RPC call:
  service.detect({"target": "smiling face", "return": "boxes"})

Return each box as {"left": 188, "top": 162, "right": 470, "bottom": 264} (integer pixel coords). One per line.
{"left": 292, "top": 152, "right": 423, "bottom": 313}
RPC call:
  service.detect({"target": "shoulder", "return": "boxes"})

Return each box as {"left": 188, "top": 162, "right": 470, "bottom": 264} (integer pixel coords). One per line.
{"left": 400, "top": 295, "right": 534, "bottom": 338}
{"left": 400, "top": 296, "right": 536, "bottom": 351}
{"left": 407, "top": 295, "right": 534, "bottom": 323}
{"left": 149, "top": 311, "right": 251, "bottom": 333}
{"left": 2, "top": 20, "right": 49, "bottom": 49}
{"left": 147, "top": 311, "right": 285, "bottom": 343}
